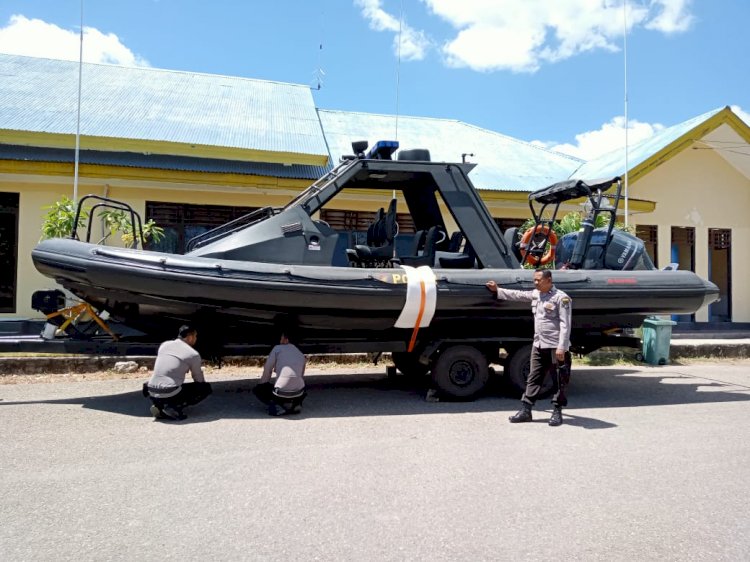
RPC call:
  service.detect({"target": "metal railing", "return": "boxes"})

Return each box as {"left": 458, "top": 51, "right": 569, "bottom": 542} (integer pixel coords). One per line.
{"left": 72, "top": 195, "right": 146, "bottom": 249}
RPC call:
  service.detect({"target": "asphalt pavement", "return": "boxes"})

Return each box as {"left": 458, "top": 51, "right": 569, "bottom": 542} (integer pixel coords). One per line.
{"left": 1, "top": 363, "right": 749, "bottom": 561}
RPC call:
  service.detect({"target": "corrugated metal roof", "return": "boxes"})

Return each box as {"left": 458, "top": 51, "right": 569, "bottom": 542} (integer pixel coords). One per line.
{"left": 0, "top": 144, "right": 327, "bottom": 179}
{"left": 0, "top": 53, "right": 328, "bottom": 162}
{"left": 317, "top": 109, "right": 584, "bottom": 192}
{"left": 569, "top": 107, "right": 726, "bottom": 180}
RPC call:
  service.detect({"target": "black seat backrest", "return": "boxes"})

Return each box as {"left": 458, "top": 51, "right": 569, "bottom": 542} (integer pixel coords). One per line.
{"left": 366, "top": 208, "right": 385, "bottom": 246}
{"left": 447, "top": 231, "right": 464, "bottom": 252}
{"left": 420, "top": 226, "right": 439, "bottom": 261}
{"left": 504, "top": 227, "right": 522, "bottom": 260}
{"left": 399, "top": 226, "right": 439, "bottom": 267}
{"left": 409, "top": 230, "right": 426, "bottom": 255}
{"left": 383, "top": 198, "right": 398, "bottom": 243}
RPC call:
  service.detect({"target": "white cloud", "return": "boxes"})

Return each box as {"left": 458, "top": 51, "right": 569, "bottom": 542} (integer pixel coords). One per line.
{"left": 0, "top": 14, "right": 149, "bottom": 66}
{"left": 355, "top": 0, "right": 431, "bottom": 61}
{"left": 731, "top": 105, "right": 750, "bottom": 127}
{"left": 534, "top": 116, "right": 665, "bottom": 160}
{"left": 645, "top": 0, "right": 695, "bottom": 33}
{"left": 371, "top": 0, "right": 694, "bottom": 73}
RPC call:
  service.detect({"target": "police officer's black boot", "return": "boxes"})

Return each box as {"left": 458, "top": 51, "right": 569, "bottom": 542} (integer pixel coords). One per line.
{"left": 549, "top": 406, "right": 563, "bottom": 427}
{"left": 509, "top": 402, "right": 532, "bottom": 423}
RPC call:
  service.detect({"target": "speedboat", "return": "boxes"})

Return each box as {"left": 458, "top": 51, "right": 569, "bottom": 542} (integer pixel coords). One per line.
{"left": 31, "top": 140, "right": 719, "bottom": 397}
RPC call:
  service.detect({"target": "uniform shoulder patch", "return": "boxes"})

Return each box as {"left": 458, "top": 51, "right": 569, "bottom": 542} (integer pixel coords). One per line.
{"left": 561, "top": 297, "right": 571, "bottom": 308}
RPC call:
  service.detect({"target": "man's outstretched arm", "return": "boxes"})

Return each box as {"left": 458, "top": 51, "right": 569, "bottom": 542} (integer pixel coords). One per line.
{"left": 486, "top": 280, "right": 534, "bottom": 302}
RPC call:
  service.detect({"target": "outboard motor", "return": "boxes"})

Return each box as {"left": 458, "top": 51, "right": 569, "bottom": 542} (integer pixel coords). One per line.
{"left": 568, "top": 211, "right": 596, "bottom": 269}
{"left": 556, "top": 228, "right": 655, "bottom": 270}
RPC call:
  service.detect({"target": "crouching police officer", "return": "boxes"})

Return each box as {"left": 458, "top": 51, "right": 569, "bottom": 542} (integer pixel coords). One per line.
{"left": 253, "top": 330, "right": 307, "bottom": 416}
{"left": 486, "top": 269, "right": 572, "bottom": 426}
{"left": 143, "top": 325, "right": 212, "bottom": 421}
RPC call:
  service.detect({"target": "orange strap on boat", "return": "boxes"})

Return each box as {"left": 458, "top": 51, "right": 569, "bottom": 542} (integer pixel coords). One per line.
{"left": 407, "top": 276, "right": 427, "bottom": 352}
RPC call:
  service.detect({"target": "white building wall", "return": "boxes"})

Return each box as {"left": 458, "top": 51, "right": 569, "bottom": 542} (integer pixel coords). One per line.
{"left": 632, "top": 145, "right": 750, "bottom": 322}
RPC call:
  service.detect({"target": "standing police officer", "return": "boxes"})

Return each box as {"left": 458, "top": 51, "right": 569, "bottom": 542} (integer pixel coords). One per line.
{"left": 486, "top": 269, "right": 572, "bottom": 426}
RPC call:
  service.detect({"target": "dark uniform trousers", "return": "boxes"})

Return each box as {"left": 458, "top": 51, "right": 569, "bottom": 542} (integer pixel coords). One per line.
{"left": 252, "top": 382, "right": 307, "bottom": 412}
{"left": 142, "top": 381, "right": 212, "bottom": 410}
{"left": 522, "top": 347, "right": 571, "bottom": 408}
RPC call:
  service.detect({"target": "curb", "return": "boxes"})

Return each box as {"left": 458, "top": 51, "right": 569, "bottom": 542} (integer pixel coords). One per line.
{"left": 1, "top": 343, "right": 749, "bottom": 376}
{"left": 669, "top": 342, "right": 750, "bottom": 359}
{"left": 0, "top": 353, "right": 383, "bottom": 375}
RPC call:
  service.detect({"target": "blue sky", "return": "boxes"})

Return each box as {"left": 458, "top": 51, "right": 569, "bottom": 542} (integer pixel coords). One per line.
{"left": 1, "top": 0, "right": 748, "bottom": 160}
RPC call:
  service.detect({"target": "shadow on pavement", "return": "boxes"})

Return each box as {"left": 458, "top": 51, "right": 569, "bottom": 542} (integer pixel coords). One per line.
{"left": 1, "top": 368, "right": 748, "bottom": 428}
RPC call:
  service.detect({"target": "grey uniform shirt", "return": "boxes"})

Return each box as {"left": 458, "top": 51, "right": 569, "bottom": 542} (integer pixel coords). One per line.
{"left": 148, "top": 338, "right": 205, "bottom": 396}
{"left": 260, "top": 343, "right": 306, "bottom": 392}
{"left": 495, "top": 286, "right": 572, "bottom": 351}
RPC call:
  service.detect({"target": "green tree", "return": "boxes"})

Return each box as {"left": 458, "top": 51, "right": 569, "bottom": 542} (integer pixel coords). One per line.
{"left": 40, "top": 197, "right": 89, "bottom": 240}
{"left": 41, "top": 198, "right": 164, "bottom": 248}
{"left": 98, "top": 208, "right": 164, "bottom": 248}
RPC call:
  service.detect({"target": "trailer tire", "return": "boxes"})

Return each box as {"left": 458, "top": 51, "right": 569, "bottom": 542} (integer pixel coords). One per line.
{"left": 505, "top": 344, "right": 555, "bottom": 399}
{"left": 392, "top": 352, "right": 429, "bottom": 378}
{"left": 431, "top": 345, "right": 489, "bottom": 400}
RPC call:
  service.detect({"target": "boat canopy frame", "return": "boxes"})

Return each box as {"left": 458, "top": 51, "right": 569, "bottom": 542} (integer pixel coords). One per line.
{"left": 523, "top": 177, "right": 623, "bottom": 269}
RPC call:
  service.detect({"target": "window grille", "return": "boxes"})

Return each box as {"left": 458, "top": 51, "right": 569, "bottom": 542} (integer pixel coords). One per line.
{"left": 710, "top": 229, "right": 731, "bottom": 250}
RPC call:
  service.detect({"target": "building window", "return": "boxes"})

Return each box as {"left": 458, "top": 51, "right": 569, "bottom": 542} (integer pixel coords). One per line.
{"left": 320, "top": 209, "right": 415, "bottom": 245}
{"left": 146, "top": 202, "right": 259, "bottom": 254}
{"left": 0, "top": 192, "right": 19, "bottom": 312}
{"left": 494, "top": 218, "right": 526, "bottom": 232}
{"left": 635, "top": 225, "right": 658, "bottom": 268}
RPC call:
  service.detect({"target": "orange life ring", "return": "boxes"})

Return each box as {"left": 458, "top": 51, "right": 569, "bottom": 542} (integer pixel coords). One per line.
{"left": 519, "top": 225, "right": 558, "bottom": 265}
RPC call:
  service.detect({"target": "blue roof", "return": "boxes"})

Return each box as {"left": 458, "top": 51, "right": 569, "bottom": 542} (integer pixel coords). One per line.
{"left": 569, "top": 107, "right": 726, "bottom": 180}
{"left": 0, "top": 53, "right": 328, "bottom": 163}
{"left": 317, "top": 109, "right": 583, "bottom": 192}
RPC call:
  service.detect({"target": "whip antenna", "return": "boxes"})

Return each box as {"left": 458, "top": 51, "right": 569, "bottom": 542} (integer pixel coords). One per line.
{"left": 395, "top": 0, "right": 403, "bottom": 141}
{"left": 73, "top": 0, "right": 84, "bottom": 203}
{"left": 623, "top": 0, "right": 629, "bottom": 227}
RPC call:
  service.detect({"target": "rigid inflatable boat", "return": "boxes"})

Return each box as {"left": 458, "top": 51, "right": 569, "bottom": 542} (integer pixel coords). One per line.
{"left": 32, "top": 141, "right": 719, "bottom": 354}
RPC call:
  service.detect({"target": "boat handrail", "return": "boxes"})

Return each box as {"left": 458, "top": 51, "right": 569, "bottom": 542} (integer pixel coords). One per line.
{"left": 185, "top": 206, "right": 278, "bottom": 252}
{"left": 72, "top": 195, "right": 146, "bottom": 250}
{"left": 282, "top": 158, "right": 360, "bottom": 211}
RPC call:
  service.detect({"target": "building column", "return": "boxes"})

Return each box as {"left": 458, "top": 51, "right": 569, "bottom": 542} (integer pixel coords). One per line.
{"left": 657, "top": 224, "right": 671, "bottom": 273}
{"left": 694, "top": 227, "right": 709, "bottom": 322}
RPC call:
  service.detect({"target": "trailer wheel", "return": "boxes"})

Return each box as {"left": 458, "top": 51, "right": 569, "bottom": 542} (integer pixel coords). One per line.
{"left": 392, "top": 352, "right": 429, "bottom": 378}
{"left": 504, "top": 344, "right": 555, "bottom": 399}
{"left": 431, "top": 345, "right": 489, "bottom": 400}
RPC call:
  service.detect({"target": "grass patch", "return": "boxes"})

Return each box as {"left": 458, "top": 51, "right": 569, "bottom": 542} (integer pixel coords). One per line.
{"left": 579, "top": 349, "right": 643, "bottom": 366}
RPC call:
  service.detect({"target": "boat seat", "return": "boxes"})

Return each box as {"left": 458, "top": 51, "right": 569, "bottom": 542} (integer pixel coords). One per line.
{"left": 408, "top": 230, "right": 426, "bottom": 255}
{"left": 346, "top": 207, "right": 385, "bottom": 265}
{"left": 438, "top": 240, "right": 476, "bottom": 269}
{"left": 504, "top": 227, "right": 523, "bottom": 261}
{"left": 399, "top": 226, "right": 439, "bottom": 267}
{"left": 350, "top": 199, "right": 398, "bottom": 266}
{"left": 447, "top": 231, "right": 464, "bottom": 252}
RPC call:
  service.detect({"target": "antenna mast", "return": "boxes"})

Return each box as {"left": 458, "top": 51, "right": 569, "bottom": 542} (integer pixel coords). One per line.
{"left": 312, "top": 5, "right": 325, "bottom": 91}
{"left": 623, "top": 0, "right": 629, "bottom": 227}
{"left": 395, "top": 0, "right": 403, "bottom": 141}
{"left": 73, "top": 0, "right": 84, "bottom": 203}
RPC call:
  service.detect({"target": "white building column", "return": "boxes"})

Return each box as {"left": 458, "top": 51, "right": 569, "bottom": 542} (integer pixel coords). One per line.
{"left": 694, "top": 227, "right": 709, "bottom": 322}
{"left": 657, "top": 224, "right": 671, "bottom": 274}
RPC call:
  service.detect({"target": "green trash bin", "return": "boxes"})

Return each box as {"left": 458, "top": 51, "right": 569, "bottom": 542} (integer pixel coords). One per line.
{"left": 641, "top": 316, "right": 676, "bottom": 365}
